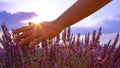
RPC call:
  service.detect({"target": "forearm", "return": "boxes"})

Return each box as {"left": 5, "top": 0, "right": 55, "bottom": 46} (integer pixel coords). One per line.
{"left": 53, "top": 0, "right": 112, "bottom": 30}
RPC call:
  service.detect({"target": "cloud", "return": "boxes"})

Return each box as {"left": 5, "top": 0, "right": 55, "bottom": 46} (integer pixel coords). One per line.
{"left": 71, "top": 27, "right": 96, "bottom": 35}
{"left": 100, "top": 33, "right": 120, "bottom": 47}
{"left": 0, "top": 11, "right": 37, "bottom": 30}
{"left": 0, "top": 2, "right": 3, "bottom": 7}
{"left": 71, "top": 15, "right": 120, "bottom": 35}
{"left": 101, "top": 18, "right": 120, "bottom": 34}
{"left": 0, "top": 1, "right": 12, "bottom": 11}
{"left": 0, "top": 2, "right": 6, "bottom": 8}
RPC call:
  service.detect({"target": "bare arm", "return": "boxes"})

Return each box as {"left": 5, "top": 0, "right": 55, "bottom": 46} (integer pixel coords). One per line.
{"left": 13, "top": 0, "right": 112, "bottom": 48}
{"left": 54, "top": 0, "right": 112, "bottom": 30}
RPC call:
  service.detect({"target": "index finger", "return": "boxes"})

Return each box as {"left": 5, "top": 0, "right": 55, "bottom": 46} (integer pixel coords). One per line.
{"left": 12, "top": 24, "right": 35, "bottom": 34}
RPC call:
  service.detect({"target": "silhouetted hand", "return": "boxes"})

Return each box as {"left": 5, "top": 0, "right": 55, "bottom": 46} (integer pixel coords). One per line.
{"left": 12, "top": 22, "right": 62, "bottom": 48}
{"left": 12, "top": 0, "right": 112, "bottom": 48}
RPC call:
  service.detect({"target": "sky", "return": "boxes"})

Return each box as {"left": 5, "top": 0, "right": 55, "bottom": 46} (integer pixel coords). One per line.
{"left": 0, "top": 0, "right": 120, "bottom": 46}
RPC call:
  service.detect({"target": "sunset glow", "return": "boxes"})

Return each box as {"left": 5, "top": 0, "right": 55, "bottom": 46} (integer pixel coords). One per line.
{"left": 0, "top": 0, "right": 120, "bottom": 46}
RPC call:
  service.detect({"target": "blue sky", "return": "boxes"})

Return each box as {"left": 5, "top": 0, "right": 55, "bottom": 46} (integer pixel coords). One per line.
{"left": 0, "top": 0, "right": 120, "bottom": 46}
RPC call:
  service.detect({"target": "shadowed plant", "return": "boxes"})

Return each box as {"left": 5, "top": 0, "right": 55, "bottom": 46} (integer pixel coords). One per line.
{"left": 0, "top": 23, "right": 120, "bottom": 68}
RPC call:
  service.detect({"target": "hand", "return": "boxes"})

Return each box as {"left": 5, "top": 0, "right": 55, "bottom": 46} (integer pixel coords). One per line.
{"left": 12, "top": 21, "right": 62, "bottom": 48}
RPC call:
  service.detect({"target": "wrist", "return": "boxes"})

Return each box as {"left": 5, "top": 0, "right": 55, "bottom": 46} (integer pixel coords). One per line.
{"left": 52, "top": 20, "right": 66, "bottom": 31}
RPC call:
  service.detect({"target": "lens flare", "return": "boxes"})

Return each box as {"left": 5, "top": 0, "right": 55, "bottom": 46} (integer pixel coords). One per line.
{"left": 33, "top": 22, "right": 40, "bottom": 25}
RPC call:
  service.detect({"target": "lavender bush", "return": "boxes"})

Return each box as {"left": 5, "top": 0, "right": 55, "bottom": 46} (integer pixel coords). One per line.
{"left": 0, "top": 23, "right": 120, "bottom": 68}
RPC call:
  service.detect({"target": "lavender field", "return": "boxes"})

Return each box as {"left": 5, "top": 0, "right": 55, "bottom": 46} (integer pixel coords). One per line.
{"left": 0, "top": 23, "right": 120, "bottom": 68}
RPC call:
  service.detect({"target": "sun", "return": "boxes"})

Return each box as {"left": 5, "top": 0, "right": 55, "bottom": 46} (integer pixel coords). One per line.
{"left": 33, "top": 22, "right": 40, "bottom": 25}
{"left": 25, "top": 16, "right": 43, "bottom": 25}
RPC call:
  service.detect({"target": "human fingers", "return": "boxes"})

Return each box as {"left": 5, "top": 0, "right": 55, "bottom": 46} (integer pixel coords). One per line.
{"left": 14, "top": 30, "right": 33, "bottom": 42}
{"left": 12, "top": 24, "right": 35, "bottom": 34}
{"left": 28, "top": 36, "right": 46, "bottom": 48}
{"left": 18, "top": 33, "right": 41, "bottom": 46}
